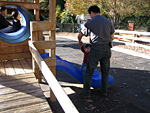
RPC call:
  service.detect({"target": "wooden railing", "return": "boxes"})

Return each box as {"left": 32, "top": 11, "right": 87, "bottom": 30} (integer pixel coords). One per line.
{"left": 28, "top": 41, "right": 79, "bottom": 113}
{"left": 114, "top": 30, "right": 150, "bottom": 43}
{"left": 29, "top": 20, "right": 79, "bottom": 113}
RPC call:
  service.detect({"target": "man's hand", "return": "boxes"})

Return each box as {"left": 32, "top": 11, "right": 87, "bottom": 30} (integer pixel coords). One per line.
{"left": 78, "top": 32, "right": 84, "bottom": 46}
{"left": 78, "top": 40, "right": 83, "bottom": 46}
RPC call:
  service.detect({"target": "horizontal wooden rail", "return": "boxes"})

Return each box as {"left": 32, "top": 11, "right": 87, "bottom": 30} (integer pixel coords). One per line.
{"left": 0, "top": 1, "right": 39, "bottom": 10}
{"left": 115, "top": 30, "right": 150, "bottom": 43}
{"left": 114, "top": 35, "right": 150, "bottom": 42}
{"left": 28, "top": 41, "right": 79, "bottom": 113}
{"left": 30, "top": 21, "right": 56, "bottom": 31}
{"left": 115, "top": 30, "right": 150, "bottom": 36}
{"left": 33, "top": 40, "right": 56, "bottom": 49}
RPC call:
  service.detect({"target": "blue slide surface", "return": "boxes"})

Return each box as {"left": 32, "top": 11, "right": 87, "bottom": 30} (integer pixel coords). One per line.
{"left": 0, "top": 5, "right": 33, "bottom": 44}
{"left": 41, "top": 53, "right": 114, "bottom": 88}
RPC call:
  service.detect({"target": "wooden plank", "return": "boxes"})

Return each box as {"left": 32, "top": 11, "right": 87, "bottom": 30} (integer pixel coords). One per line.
{"left": 33, "top": 40, "right": 56, "bottom": 50}
{"left": 0, "top": 89, "right": 43, "bottom": 103}
{"left": 0, "top": 73, "right": 34, "bottom": 82}
{"left": 1, "top": 102, "right": 52, "bottom": 113}
{"left": 35, "top": 9, "right": 40, "bottom": 21}
{"left": 115, "top": 30, "right": 150, "bottom": 36}
{"left": 3, "top": 60, "right": 16, "bottom": 76}
{"left": 0, "top": 40, "right": 29, "bottom": 47}
{"left": 30, "top": 21, "right": 56, "bottom": 31}
{"left": 0, "top": 95, "right": 46, "bottom": 111}
{"left": 11, "top": 60, "right": 25, "bottom": 75}
{"left": 37, "top": 31, "right": 45, "bottom": 54}
{"left": 50, "top": 30, "right": 56, "bottom": 40}
{"left": 45, "top": 58, "right": 56, "bottom": 67}
{"left": 19, "top": 59, "right": 32, "bottom": 73}
{"left": 29, "top": 41, "right": 79, "bottom": 113}
{"left": 0, "top": 82, "right": 39, "bottom": 95}
{"left": 0, "top": 76, "right": 36, "bottom": 89}
{"left": 0, "top": 52, "right": 31, "bottom": 60}
{"left": 0, "top": 62, "right": 5, "bottom": 76}
{"left": 0, "top": 1, "right": 39, "bottom": 10}
{"left": 25, "top": 58, "right": 32, "bottom": 67}
{"left": 31, "top": 31, "right": 39, "bottom": 41}
{"left": 0, "top": 73, "right": 51, "bottom": 112}
{"left": 0, "top": 45, "right": 30, "bottom": 54}
{"left": 114, "top": 35, "right": 150, "bottom": 42}
{"left": 49, "top": 0, "right": 56, "bottom": 22}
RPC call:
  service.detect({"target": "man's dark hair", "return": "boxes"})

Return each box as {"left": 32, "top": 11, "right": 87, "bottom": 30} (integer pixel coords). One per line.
{"left": 84, "top": 44, "right": 92, "bottom": 49}
{"left": 88, "top": 5, "right": 100, "bottom": 14}
{"left": 1, "top": 6, "right": 7, "bottom": 12}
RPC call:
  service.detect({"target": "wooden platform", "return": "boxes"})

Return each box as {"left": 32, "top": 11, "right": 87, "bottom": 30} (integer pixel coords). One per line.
{"left": 0, "top": 58, "right": 52, "bottom": 113}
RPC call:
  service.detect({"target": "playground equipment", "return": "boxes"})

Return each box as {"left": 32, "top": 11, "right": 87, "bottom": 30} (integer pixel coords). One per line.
{"left": 0, "top": 5, "right": 33, "bottom": 43}
{"left": 56, "top": 55, "right": 114, "bottom": 88}
{"left": 0, "top": 0, "right": 78, "bottom": 112}
{"left": 41, "top": 53, "right": 114, "bottom": 88}
{"left": 0, "top": 1, "right": 40, "bottom": 60}
{"left": 0, "top": 5, "right": 32, "bottom": 42}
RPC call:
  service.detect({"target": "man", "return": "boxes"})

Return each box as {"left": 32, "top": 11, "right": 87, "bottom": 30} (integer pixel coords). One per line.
{"left": 0, "top": 6, "right": 12, "bottom": 30}
{"left": 78, "top": 5, "right": 115, "bottom": 98}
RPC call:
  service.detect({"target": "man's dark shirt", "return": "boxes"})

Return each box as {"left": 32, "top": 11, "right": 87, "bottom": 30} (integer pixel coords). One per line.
{"left": 0, "top": 13, "right": 12, "bottom": 30}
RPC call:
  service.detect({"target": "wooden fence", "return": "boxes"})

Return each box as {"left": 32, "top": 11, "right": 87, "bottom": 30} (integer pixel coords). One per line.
{"left": 114, "top": 30, "right": 150, "bottom": 43}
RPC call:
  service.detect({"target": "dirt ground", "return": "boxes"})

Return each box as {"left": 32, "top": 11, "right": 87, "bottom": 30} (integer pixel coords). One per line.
{"left": 45, "top": 36, "right": 150, "bottom": 113}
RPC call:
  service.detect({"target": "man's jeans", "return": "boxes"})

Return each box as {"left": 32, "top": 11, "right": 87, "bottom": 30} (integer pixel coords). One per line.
{"left": 83, "top": 43, "right": 111, "bottom": 96}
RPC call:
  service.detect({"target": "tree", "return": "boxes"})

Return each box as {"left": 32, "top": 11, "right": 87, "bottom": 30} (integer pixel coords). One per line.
{"left": 60, "top": 9, "right": 76, "bottom": 23}
{"left": 65, "top": 0, "right": 98, "bottom": 15}
{"left": 100, "top": 0, "right": 150, "bottom": 26}
{"left": 65, "top": 0, "right": 150, "bottom": 27}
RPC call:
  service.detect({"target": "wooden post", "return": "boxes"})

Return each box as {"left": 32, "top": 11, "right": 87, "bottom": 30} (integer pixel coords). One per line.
{"left": 31, "top": 0, "right": 40, "bottom": 83}
{"left": 49, "top": 0, "right": 56, "bottom": 101}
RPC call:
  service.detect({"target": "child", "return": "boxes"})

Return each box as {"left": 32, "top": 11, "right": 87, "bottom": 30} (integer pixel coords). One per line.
{"left": 80, "top": 43, "right": 92, "bottom": 74}
{"left": 11, "top": 9, "right": 21, "bottom": 32}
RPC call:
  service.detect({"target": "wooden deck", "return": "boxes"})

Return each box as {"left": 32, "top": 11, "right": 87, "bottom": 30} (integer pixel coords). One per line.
{"left": 0, "top": 58, "right": 52, "bottom": 113}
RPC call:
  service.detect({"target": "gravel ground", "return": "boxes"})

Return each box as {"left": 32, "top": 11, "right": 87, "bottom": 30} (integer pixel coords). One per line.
{"left": 56, "top": 32, "right": 150, "bottom": 56}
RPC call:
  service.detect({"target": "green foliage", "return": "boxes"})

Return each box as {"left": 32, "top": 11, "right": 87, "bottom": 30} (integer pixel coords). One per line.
{"left": 56, "top": 5, "right": 62, "bottom": 22}
{"left": 60, "top": 9, "right": 77, "bottom": 23}
{"left": 56, "top": 0, "right": 66, "bottom": 11}
{"left": 119, "top": 16, "right": 150, "bottom": 30}
{"left": 40, "top": 0, "right": 49, "bottom": 10}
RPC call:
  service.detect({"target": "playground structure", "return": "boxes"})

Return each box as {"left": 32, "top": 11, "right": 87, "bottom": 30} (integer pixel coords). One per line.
{"left": 0, "top": 5, "right": 33, "bottom": 44}
{"left": 0, "top": 1, "right": 39, "bottom": 60}
{"left": 0, "top": 0, "right": 79, "bottom": 113}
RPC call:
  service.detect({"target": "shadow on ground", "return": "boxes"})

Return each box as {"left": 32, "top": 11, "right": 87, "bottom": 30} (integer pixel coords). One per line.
{"left": 46, "top": 61, "right": 150, "bottom": 113}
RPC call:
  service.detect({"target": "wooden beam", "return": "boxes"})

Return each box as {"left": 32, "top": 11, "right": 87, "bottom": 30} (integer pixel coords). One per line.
{"left": 30, "top": 21, "right": 55, "bottom": 31}
{"left": 44, "top": 58, "right": 56, "bottom": 67}
{"left": 0, "top": 1, "right": 39, "bottom": 10}
{"left": 0, "top": 45, "right": 29, "bottom": 54}
{"left": 49, "top": 0, "right": 56, "bottom": 22}
{"left": 33, "top": 40, "right": 56, "bottom": 50}
{"left": 0, "top": 40, "right": 29, "bottom": 46}
{"left": 0, "top": 52, "right": 31, "bottom": 60}
{"left": 28, "top": 41, "right": 79, "bottom": 113}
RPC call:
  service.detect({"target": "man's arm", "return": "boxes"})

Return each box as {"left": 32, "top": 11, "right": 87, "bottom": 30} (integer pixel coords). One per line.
{"left": 110, "top": 33, "right": 114, "bottom": 41}
{"left": 78, "top": 32, "right": 84, "bottom": 46}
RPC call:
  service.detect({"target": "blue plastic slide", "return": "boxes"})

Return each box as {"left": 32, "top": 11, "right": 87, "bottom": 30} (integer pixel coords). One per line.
{"left": 0, "top": 5, "right": 33, "bottom": 44}
{"left": 41, "top": 53, "right": 114, "bottom": 88}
